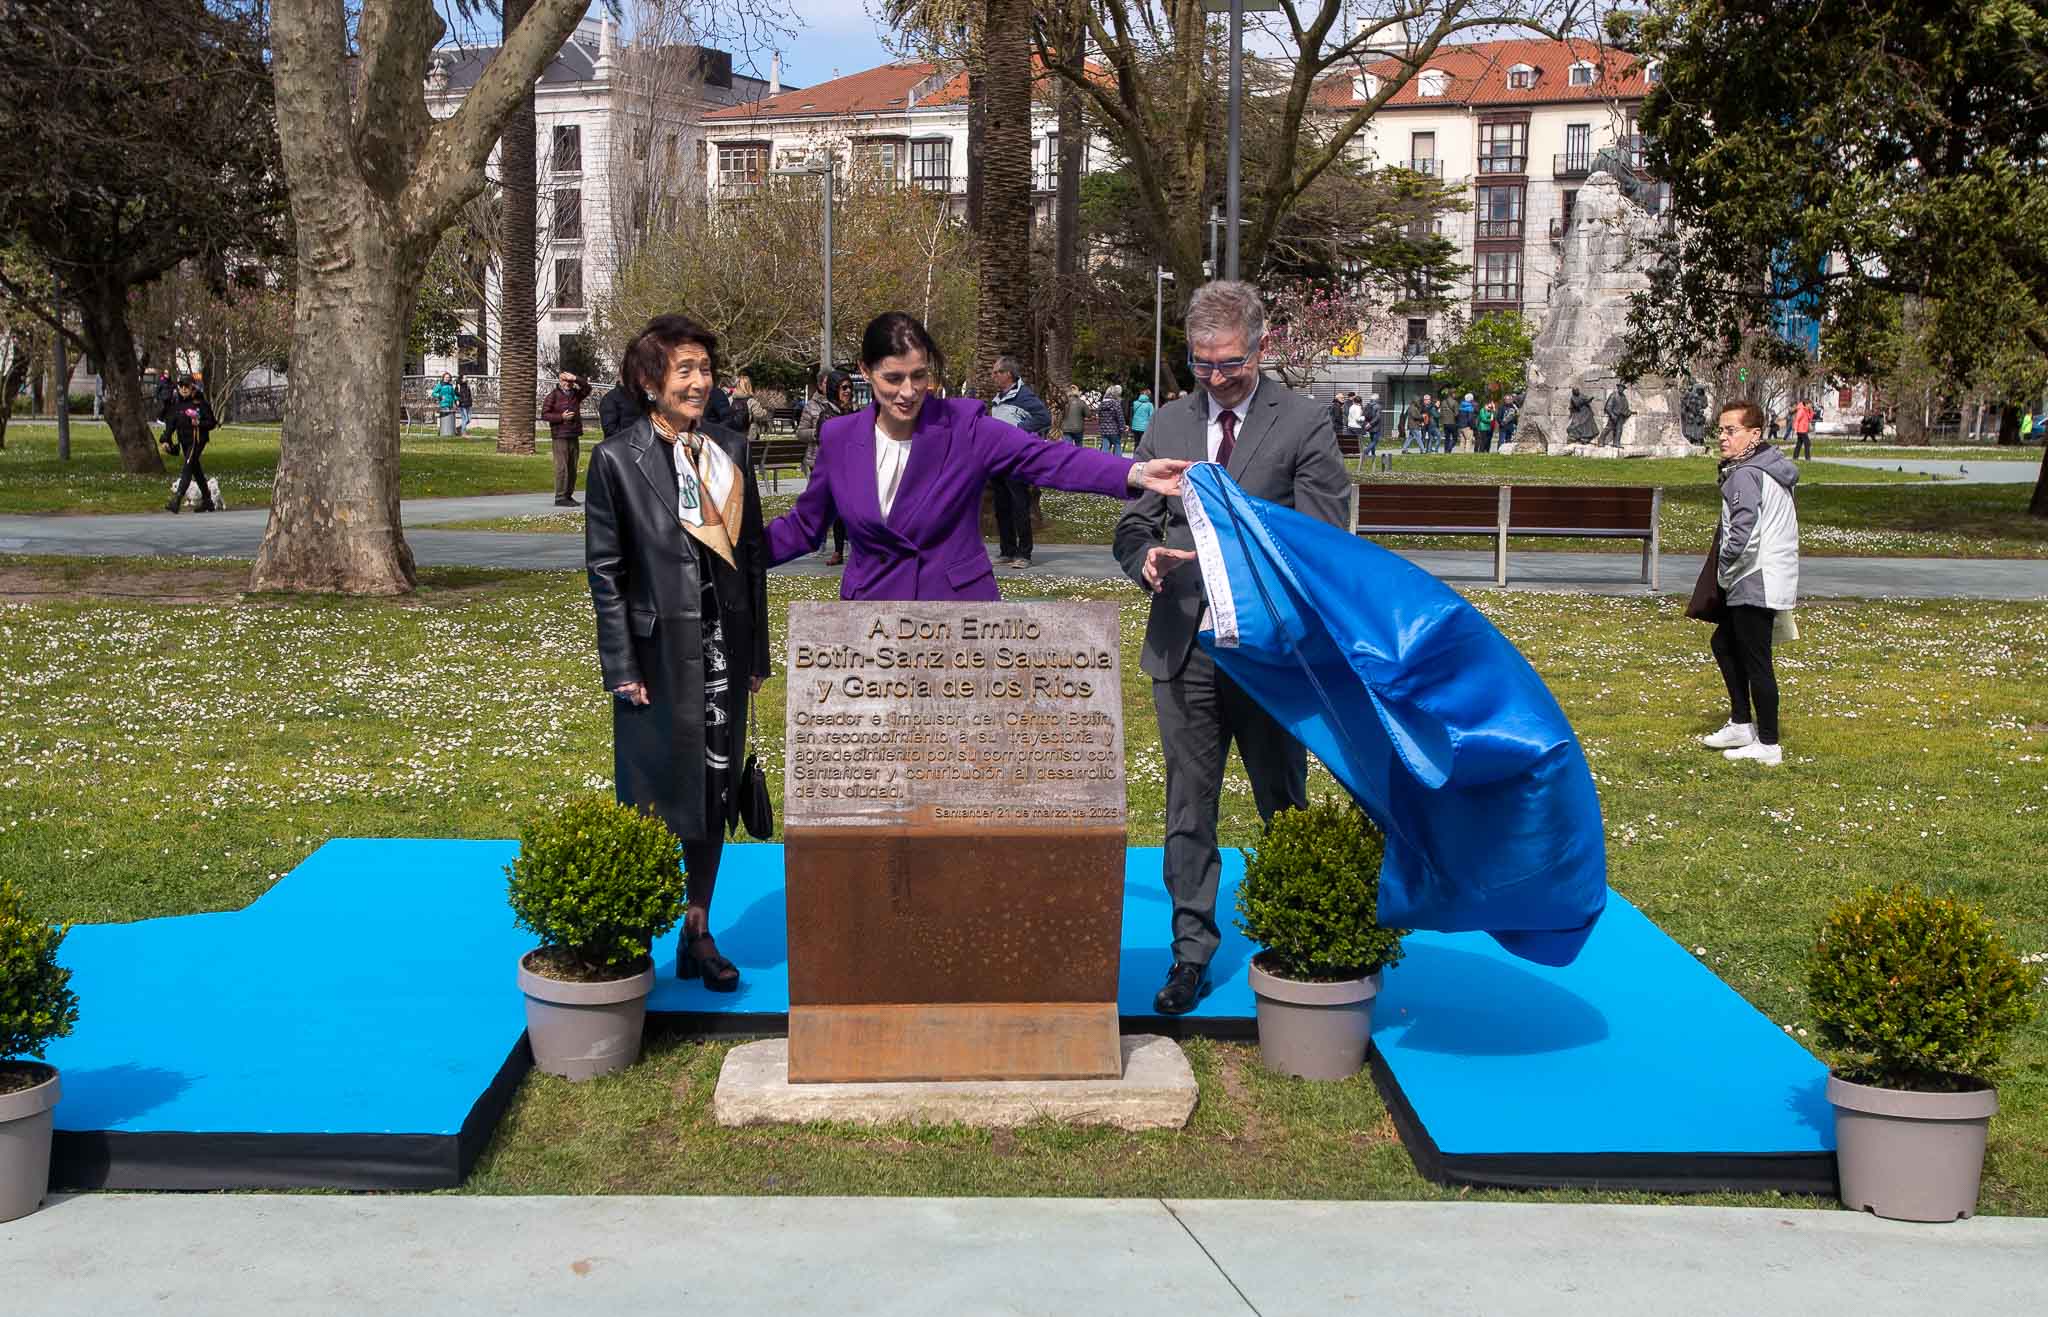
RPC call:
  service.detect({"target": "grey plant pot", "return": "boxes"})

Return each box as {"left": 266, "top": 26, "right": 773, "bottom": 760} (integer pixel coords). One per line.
{"left": 1828, "top": 1073, "right": 1999, "bottom": 1222}
{"left": 518, "top": 953, "right": 655, "bottom": 1082}
{"left": 1246, "top": 958, "right": 1383, "bottom": 1081}
{"left": 0, "top": 1063, "right": 60, "bottom": 1223}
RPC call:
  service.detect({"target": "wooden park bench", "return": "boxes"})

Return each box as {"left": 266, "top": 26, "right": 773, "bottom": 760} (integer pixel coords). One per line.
{"left": 751, "top": 434, "right": 813, "bottom": 491}
{"left": 1348, "top": 483, "right": 1662, "bottom": 589}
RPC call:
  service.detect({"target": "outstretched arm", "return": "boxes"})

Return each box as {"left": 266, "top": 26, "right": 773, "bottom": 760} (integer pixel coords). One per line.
{"left": 763, "top": 446, "right": 837, "bottom": 566}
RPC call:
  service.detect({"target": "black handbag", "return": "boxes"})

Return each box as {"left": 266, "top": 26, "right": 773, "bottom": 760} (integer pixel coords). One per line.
{"left": 733, "top": 695, "right": 773, "bottom": 840}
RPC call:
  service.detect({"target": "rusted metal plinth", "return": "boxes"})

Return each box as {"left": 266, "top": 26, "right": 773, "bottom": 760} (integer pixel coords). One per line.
{"left": 785, "top": 826, "right": 1126, "bottom": 1083}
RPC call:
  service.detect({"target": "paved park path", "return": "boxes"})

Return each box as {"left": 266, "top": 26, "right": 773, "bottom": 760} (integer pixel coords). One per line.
{"left": 3, "top": 493, "right": 2043, "bottom": 600}
{"left": 1823, "top": 456, "right": 2041, "bottom": 484}
{"left": 5, "top": 1194, "right": 2044, "bottom": 1315}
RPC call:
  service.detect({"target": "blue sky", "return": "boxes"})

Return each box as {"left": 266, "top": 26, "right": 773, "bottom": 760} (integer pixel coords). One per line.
{"left": 774, "top": 2, "right": 903, "bottom": 89}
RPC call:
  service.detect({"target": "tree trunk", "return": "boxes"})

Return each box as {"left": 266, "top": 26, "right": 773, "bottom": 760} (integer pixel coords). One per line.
{"left": 0, "top": 353, "right": 29, "bottom": 450}
{"left": 1047, "top": 10, "right": 1083, "bottom": 399}
{"left": 973, "top": 0, "right": 1034, "bottom": 393}
{"left": 72, "top": 276, "right": 165, "bottom": 472}
{"left": 497, "top": 0, "right": 539, "bottom": 455}
{"left": 2031, "top": 444, "right": 2048, "bottom": 518}
{"left": 253, "top": 219, "right": 424, "bottom": 595}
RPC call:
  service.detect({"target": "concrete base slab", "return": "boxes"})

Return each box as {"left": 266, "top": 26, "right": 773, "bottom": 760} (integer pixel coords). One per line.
{"left": 713, "top": 1034, "right": 1196, "bottom": 1131}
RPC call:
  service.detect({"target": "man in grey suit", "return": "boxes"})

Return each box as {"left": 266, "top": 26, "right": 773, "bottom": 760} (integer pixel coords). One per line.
{"left": 1114, "top": 281, "right": 1354, "bottom": 1014}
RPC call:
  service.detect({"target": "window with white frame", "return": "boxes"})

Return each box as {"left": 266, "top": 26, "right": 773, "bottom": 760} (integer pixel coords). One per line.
{"left": 910, "top": 139, "right": 951, "bottom": 191}
{"left": 1644, "top": 61, "right": 1661, "bottom": 86}
{"left": 1036, "top": 133, "right": 1060, "bottom": 189}
{"left": 551, "top": 125, "right": 582, "bottom": 173}
{"left": 1475, "top": 251, "right": 1521, "bottom": 302}
{"left": 1568, "top": 61, "right": 1596, "bottom": 87}
{"left": 554, "top": 258, "right": 584, "bottom": 310}
{"left": 552, "top": 187, "right": 582, "bottom": 241}
{"left": 1474, "top": 185, "right": 1524, "bottom": 239}
{"left": 1477, "top": 120, "right": 1527, "bottom": 174}
{"left": 1507, "top": 64, "right": 1536, "bottom": 90}
{"left": 854, "top": 138, "right": 903, "bottom": 181}
{"left": 717, "top": 143, "right": 767, "bottom": 189}
{"left": 1418, "top": 69, "right": 1449, "bottom": 97}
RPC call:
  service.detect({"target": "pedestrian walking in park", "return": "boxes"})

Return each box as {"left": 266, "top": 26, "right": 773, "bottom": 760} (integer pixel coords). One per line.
{"left": 1426, "top": 394, "right": 1445, "bottom": 452}
{"left": 431, "top": 372, "right": 459, "bottom": 432}
{"left": 986, "top": 354, "right": 1054, "bottom": 569}
{"left": 1346, "top": 393, "right": 1368, "bottom": 457}
{"left": 455, "top": 376, "right": 474, "bottom": 435}
{"left": 1476, "top": 399, "right": 1495, "bottom": 452}
{"left": 765, "top": 311, "right": 1186, "bottom": 596}
{"left": 1131, "top": 387, "right": 1154, "bottom": 447}
{"left": 159, "top": 374, "right": 218, "bottom": 513}
{"left": 585, "top": 314, "right": 770, "bottom": 993}
{"left": 1112, "top": 279, "right": 1351, "bottom": 1016}
{"left": 1499, "top": 394, "right": 1520, "bottom": 447}
{"left": 1454, "top": 393, "right": 1476, "bottom": 451}
{"left": 1402, "top": 395, "right": 1429, "bottom": 453}
{"left": 1099, "top": 384, "right": 1126, "bottom": 454}
{"left": 797, "top": 371, "right": 854, "bottom": 565}
{"left": 1790, "top": 398, "right": 1815, "bottom": 460}
{"left": 1061, "top": 385, "right": 1087, "bottom": 446}
{"left": 541, "top": 370, "right": 593, "bottom": 507}
{"left": 1690, "top": 401, "right": 1800, "bottom": 767}
{"left": 1361, "top": 393, "right": 1382, "bottom": 456}
{"left": 1329, "top": 391, "right": 1348, "bottom": 440}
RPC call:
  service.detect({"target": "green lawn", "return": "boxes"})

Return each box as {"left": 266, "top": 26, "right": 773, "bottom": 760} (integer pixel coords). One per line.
{"left": 0, "top": 421, "right": 561, "bottom": 513}
{"left": 0, "top": 558, "right": 2041, "bottom": 1211}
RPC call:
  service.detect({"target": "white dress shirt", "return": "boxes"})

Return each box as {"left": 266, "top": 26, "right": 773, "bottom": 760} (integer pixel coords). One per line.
{"left": 875, "top": 422, "right": 912, "bottom": 518}
{"left": 1204, "top": 381, "right": 1257, "bottom": 464}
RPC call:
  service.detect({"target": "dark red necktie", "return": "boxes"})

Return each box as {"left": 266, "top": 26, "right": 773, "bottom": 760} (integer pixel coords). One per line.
{"left": 1216, "top": 407, "right": 1236, "bottom": 467}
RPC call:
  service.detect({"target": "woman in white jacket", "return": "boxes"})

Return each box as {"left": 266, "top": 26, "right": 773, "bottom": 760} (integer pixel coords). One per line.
{"left": 1700, "top": 401, "right": 1799, "bottom": 765}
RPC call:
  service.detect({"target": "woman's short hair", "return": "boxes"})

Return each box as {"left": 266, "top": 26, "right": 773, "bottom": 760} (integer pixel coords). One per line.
{"left": 1185, "top": 280, "right": 1266, "bottom": 351}
{"left": 1718, "top": 399, "right": 1765, "bottom": 432}
{"left": 620, "top": 315, "right": 721, "bottom": 410}
{"left": 860, "top": 312, "right": 945, "bottom": 378}
{"left": 822, "top": 369, "right": 853, "bottom": 399}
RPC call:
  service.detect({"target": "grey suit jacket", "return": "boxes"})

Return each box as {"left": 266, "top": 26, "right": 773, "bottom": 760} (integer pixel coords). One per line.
{"left": 1114, "top": 378, "right": 1352, "bottom": 680}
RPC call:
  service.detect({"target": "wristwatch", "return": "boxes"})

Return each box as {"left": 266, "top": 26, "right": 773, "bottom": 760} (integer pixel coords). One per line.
{"left": 1126, "top": 461, "right": 1145, "bottom": 488}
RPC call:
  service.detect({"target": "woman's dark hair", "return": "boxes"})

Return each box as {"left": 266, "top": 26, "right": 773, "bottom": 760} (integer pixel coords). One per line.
{"left": 822, "top": 369, "right": 853, "bottom": 400}
{"left": 859, "top": 312, "right": 945, "bottom": 378}
{"left": 620, "top": 314, "right": 721, "bottom": 411}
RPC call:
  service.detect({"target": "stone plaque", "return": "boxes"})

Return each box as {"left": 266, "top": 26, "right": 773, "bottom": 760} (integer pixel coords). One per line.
{"left": 784, "top": 601, "right": 1125, "bottom": 830}
{"left": 782, "top": 601, "right": 1127, "bottom": 1083}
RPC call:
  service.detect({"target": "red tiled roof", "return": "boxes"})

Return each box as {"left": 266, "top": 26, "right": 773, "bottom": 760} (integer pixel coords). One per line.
{"left": 702, "top": 55, "right": 1081, "bottom": 123}
{"left": 1310, "top": 37, "right": 1648, "bottom": 111}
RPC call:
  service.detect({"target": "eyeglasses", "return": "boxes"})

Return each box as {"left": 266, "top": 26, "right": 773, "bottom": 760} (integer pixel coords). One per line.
{"left": 1715, "top": 424, "right": 1753, "bottom": 436}
{"left": 1187, "top": 354, "right": 1251, "bottom": 378}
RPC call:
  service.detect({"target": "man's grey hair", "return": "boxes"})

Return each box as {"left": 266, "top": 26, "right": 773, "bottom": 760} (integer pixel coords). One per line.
{"left": 992, "top": 354, "right": 1023, "bottom": 380}
{"left": 1185, "top": 280, "right": 1266, "bottom": 350}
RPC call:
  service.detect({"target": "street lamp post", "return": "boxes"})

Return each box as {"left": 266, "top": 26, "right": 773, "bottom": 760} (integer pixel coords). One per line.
{"left": 1204, "top": 1, "right": 1281, "bottom": 280}
{"left": 1153, "top": 267, "right": 1175, "bottom": 406}
{"left": 774, "top": 154, "right": 836, "bottom": 379}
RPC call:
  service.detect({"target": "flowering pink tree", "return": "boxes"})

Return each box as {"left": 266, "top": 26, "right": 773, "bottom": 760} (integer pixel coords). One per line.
{"left": 1261, "top": 282, "right": 1382, "bottom": 389}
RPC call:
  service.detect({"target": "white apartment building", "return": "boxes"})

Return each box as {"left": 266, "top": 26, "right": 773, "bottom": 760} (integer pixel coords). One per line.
{"left": 422, "top": 18, "right": 784, "bottom": 382}
{"left": 1312, "top": 37, "right": 1655, "bottom": 409}
{"left": 698, "top": 58, "right": 1104, "bottom": 218}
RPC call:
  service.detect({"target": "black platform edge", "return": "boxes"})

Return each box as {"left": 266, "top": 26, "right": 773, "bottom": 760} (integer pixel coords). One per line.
{"left": 1366, "top": 1048, "right": 1839, "bottom": 1197}
{"left": 645, "top": 1008, "right": 1260, "bottom": 1043}
{"left": 50, "top": 1033, "right": 533, "bottom": 1193}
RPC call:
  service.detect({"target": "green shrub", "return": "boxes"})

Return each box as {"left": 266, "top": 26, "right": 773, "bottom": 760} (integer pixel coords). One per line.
{"left": 506, "top": 794, "right": 685, "bottom": 978}
{"left": 1234, "top": 799, "right": 1407, "bottom": 981}
{"left": 1808, "top": 884, "right": 2039, "bottom": 1091}
{"left": 0, "top": 880, "right": 79, "bottom": 1063}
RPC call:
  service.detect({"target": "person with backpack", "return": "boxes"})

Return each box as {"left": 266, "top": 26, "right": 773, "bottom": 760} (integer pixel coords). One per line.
{"left": 160, "top": 374, "right": 219, "bottom": 513}
{"left": 1061, "top": 384, "right": 1087, "bottom": 446}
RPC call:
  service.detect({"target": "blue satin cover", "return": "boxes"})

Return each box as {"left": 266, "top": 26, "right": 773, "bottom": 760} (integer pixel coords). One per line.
{"left": 1180, "top": 462, "right": 1607, "bottom": 966}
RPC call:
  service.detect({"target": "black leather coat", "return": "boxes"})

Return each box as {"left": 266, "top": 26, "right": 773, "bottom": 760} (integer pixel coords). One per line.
{"left": 585, "top": 416, "right": 771, "bottom": 842}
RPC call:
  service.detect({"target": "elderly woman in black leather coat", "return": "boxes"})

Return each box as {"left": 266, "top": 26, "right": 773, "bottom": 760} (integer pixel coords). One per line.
{"left": 585, "top": 314, "right": 770, "bottom": 991}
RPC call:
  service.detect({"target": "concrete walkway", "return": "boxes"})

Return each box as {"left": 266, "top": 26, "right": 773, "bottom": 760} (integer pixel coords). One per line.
{"left": 4, "top": 1194, "right": 2043, "bottom": 1315}
{"left": 2, "top": 495, "right": 2043, "bottom": 600}
{"left": 1824, "top": 456, "right": 2042, "bottom": 484}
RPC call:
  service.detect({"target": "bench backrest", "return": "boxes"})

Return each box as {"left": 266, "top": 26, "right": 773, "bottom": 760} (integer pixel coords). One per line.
{"left": 1352, "top": 484, "right": 1503, "bottom": 530}
{"left": 1507, "top": 485, "right": 1656, "bottom": 532}
{"left": 752, "top": 436, "right": 810, "bottom": 468}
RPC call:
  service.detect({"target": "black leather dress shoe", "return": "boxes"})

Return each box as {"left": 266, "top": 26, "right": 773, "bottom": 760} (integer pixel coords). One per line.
{"left": 1153, "top": 961, "right": 1209, "bottom": 1015}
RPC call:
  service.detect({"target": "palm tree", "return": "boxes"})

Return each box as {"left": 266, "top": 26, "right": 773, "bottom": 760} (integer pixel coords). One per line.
{"left": 496, "top": 0, "right": 541, "bottom": 456}
{"left": 975, "top": 0, "right": 1034, "bottom": 392}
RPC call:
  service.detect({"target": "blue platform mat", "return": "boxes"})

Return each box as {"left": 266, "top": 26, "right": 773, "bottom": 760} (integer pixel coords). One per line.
{"left": 45, "top": 839, "right": 1833, "bottom": 1193}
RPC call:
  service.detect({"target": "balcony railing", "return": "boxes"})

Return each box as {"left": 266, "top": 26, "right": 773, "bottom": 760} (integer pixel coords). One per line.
{"left": 1473, "top": 284, "right": 1523, "bottom": 304}
{"left": 1476, "top": 154, "right": 1527, "bottom": 175}
{"left": 1475, "top": 218, "right": 1524, "bottom": 240}
{"left": 1553, "top": 152, "right": 1592, "bottom": 179}
{"left": 1405, "top": 158, "right": 1444, "bottom": 177}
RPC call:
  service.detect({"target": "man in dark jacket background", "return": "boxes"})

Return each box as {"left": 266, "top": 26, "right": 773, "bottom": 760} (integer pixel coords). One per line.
{"left": 988, "top": 354, "right": 1053, "bottom": 569}
{"left": 541, "top": 370, "right": 593, "bottom": 506}
{"left": 160, "top": 374, "right": 219, "bottom": 513}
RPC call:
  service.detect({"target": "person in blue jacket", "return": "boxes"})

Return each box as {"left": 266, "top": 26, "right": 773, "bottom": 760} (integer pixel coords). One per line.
{"left": 1130, "top": 388, "right": 1154, "bottom": 447}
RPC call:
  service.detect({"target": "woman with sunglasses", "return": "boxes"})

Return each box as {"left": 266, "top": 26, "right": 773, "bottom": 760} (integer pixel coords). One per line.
{"left": 764, "top": 312, "right": 1188, "bottom": 601}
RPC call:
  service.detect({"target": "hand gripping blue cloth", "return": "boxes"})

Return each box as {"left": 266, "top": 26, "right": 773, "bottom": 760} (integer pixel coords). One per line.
{"left": 1180, "top": 462, "right": 1607, "bottom": 966}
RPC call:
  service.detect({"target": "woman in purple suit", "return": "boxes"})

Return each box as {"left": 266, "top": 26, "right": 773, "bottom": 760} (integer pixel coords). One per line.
{"left": 765, "top": 313, "right": 1188, "bottom": 600}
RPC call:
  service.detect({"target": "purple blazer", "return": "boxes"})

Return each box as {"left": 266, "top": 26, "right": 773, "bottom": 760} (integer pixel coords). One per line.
{"left": 765, "top": 394, "right": 1134, "bottom": 601}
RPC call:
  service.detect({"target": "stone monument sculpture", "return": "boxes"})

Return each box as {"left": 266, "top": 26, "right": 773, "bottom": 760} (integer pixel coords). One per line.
{"left": 1680, "top": 381, "right": 1710, "bottom": 446}
{"left": 1566, "top": 389, "right": 1598, "bottom": 443}
{"left": 1506, "top": 168, "right": 1692, "bottom": 457}
{"left": 1602, "top": 384, "right": 1632, "bottom": 447}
